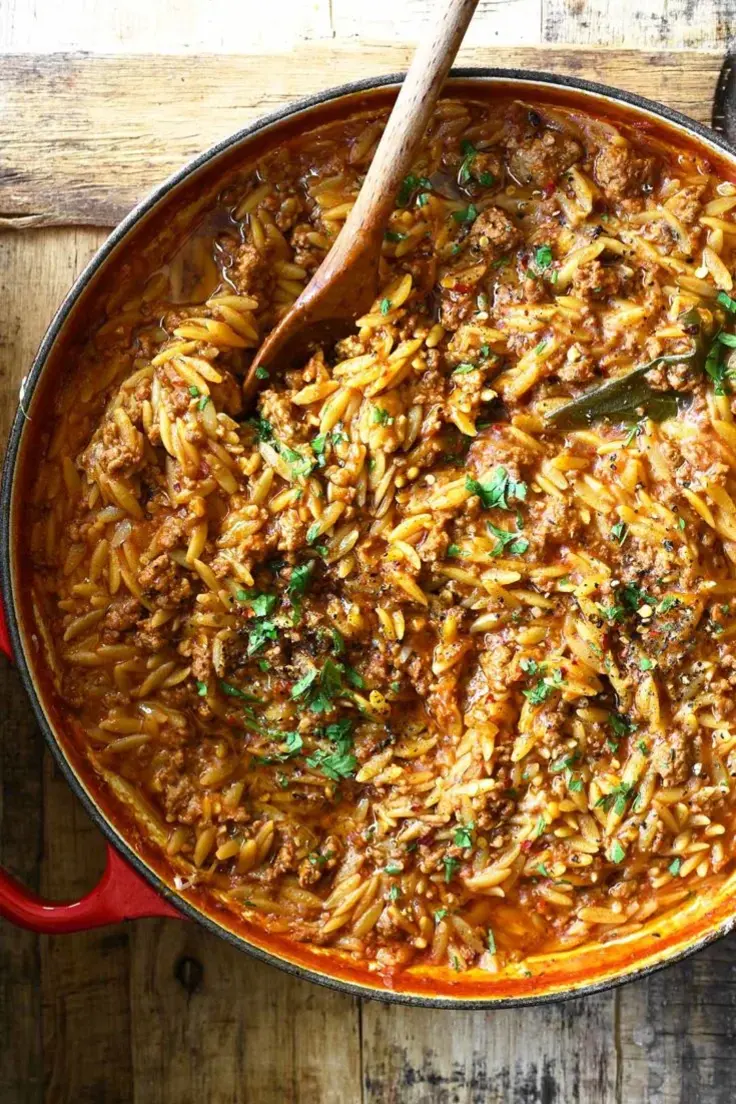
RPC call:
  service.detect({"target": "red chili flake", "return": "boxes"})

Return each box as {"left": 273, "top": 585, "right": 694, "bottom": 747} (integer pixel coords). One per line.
{"left": 542, "top": 180, "right": 556, "bottom": 198}
{"left": 521, "top": 840, "right": 533, "bottom": 853}
{"left": 452, "top": 283, "right": 472, "bottom": 293}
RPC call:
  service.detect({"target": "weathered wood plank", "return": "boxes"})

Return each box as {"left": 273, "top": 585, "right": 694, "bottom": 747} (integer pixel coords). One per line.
{"left": 0, "top": 226, "right": 109, "bottom": 1104}
{"left": 618, "top": 937, "right": 736, "bottom": 1104}
{"left": 543, "top": 0, "right": 734, "bottom": 50}
{"left": 361, "top": 990, "right": 618, "bottom": 1103}
{"left": 128, "top": 920, "right": 362, "bottom": 1104}
{"left": 40, "top": 746, "right": 134, "bottom": 1102}
{"left": 0, "top": 48, "right": 725, "bottom": 228}
{"left": 331, "top": 0, "right": 544, "bottom": 46}
{"left": 1, "top": 0, "right": 733, "bottom": 55}
{"left": 0, "top": 658, "right": 44, "bottom": 1103}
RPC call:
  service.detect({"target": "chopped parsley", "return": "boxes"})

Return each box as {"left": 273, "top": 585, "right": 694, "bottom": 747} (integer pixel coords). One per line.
{"left": 487, "top": 520, "right": 529, "bottom": 558}
{"left": 453, "top": 822, "right": 474, "bottom": 850}
{"left": 396, "top": 174, "right": 432, "bottom": 207}
{"left": 306, "top": 717, "right": 357, "bottom": 781}
{"left": 220, "top": 681, "right": 262, "bottom": 702}
{"left": 244, "top": 592, "right": 278, "bottom": 618}
{"left": 669, "top": 857, "right": 682, "bottom": 876}
{"left": 611, "top": 521, "right": 628, "bottom": 545}
{"left": 533, "top": 340, "right": 548, "bottom": 356}
{"left": 718, "top": 290, "right": 736, "bottom": 314}
{"left": 457, "top": 139, "right": 477, "bottom": 185}
{"left": 306, "top": 522, "right": 321, "bottom": 545}
{"left": 287, "top": 562, "right": 314, "bottom": 602}
{"left": 384, "top": 230, "right": 408, "bottom": 243}
{"left": 196, "top": 680, "right": 208, "bottom": 697}
{"left": 253, "top": 730, "right": 303, "bottom": 765}
{"left": 487, "top": 929, "right": 497, "bottom": 954}
{"left": 704, "top": 333, "right": 736, "bottom": 396}
{"left": 198, "top": 394, "right": 210, "bottom": 412}
{"left": 609, "top": 712, "right": 635, "bottom": 739}
{"left": 434, "top": 908, "right": 448, "bottom": 923}
{"left": 465, "top": 467, "right": 527, "bottom": 511}
{"left": 640, "top": 657, "right": 655, "bottom": 671}
{"left": 534, "top": 816, "right": 547, "bottom": 838}
{"left": 596, "top": 781, "right": 633, "bottom": 816}
{"left": 447, "top": 543, "right": 463, "bottom": 557}
{"left": 523, "top": 666, "right": 564, "bottom": 706}
{"left": 609, "top": 841, "right": 626, "bottom": 864}
{"left": 306, "top": 746, "right": 357, "bottom": 781}
{"left": 291, "top": 659, "right": 354, "bottom": 713}
{"left": 188, "top": 385, "right": 200, "bottom": 398}
{"left": 453, "top": 362, "right": 478, "bottom": 375}
{"left": 443, "top": 856, "right": 461, "bottom": 882}
{"left": 255, "top": 366, "right": 270, "bottom": 380}
{"left": 278, "top": 443, "right": 315, "bottom": 481}
{"left": 247, "top": 415, "right": 273, "bottom": 442}
{"left": 388, "top": 885, "right": 400, "bottom": 901}
{"left": 657, "top": 595, "right": 677, "bottom": 613}
{"left": 452, "top": 203, "right": 478, "bottom": 224}
{"left": 372, "top": 406, "right": 393, "bottom": 425}
{"left": 247, "top": 618, "right": 278, "bottom": 656}
{"left": 532, "top": 243, "right": 553, "bottom": 275}
{"left": 598, "top": 603, "right": 625, "bottom": 623}
{"left": 379, "top": 297, "right": 392, "bottom": 316}
{"left": 384, "top": 863, "right": 402, "bottom": 876}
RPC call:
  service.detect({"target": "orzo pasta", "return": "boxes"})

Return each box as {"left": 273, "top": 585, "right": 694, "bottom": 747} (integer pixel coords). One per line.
{"left": 27, "top": 96, "right": 736, "bottom": 981}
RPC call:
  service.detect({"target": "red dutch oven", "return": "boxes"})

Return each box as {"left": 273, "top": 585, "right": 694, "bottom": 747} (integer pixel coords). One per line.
{"left": 2, "top": 70, "right": 736, "bottom": 1007}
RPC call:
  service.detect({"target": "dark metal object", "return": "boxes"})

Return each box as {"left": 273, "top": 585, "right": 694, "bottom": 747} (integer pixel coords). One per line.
{"left": 4, "top": 69, "right": 736, "bottom": 1010}
{"left": 712, "top": 49, "right": 736, "bottom": 146}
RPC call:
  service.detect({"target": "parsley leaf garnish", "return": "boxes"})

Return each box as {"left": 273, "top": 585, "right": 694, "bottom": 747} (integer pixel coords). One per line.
{"left": 718, "top": 290, "right": 736, "bottom": 314}
{"left": 453, "top": 822, "right": 474, "bottom": 850}
{"left": 457, "top": 139, "right": 477, "bottom": 186}
{"left": 487, "top": 521, "right": 529, "bottom": 557}
{"left": 452, "top": 203, "right": 478, "bottom": 224}
{"left": 596, "top": 781, "right": 633, "bottom": 815}
{"left": 443, "top": 856, "right": 461, "bottom": 882}
{"left": 466, "top": 467, "right": 527, "bottom": 511}
{"left": 523, "top": 666, "right": 564, "bottom": 706}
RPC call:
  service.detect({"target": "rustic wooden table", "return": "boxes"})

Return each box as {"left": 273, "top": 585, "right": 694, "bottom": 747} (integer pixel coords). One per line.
{"left": 2, "top": 2, "right": 736, "bottom": 1102}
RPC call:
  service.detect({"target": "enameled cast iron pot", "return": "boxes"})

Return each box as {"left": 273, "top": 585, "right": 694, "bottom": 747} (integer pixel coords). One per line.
{"left": 3, "top": 70, "right": 736, "bottom": 1007}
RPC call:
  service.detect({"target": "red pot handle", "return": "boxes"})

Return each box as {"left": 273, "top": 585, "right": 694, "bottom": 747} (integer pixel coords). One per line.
{"left": 0, "top": 597, "right": 180, "bottom": 931}
{"left": 0, "top": 843, "right": 180, "bottom": 932}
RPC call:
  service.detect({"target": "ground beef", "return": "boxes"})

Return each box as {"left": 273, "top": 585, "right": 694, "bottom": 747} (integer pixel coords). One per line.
{"left": 465, "top": 428, "right": 528, "bottom": 481}
{"left": 100, "top": 596, "right": 142, "bottom": 643}
{"left": 666, "top": 185, "right": 707, "bottom": 226}
{"left": 571, "top": 259, "right": 623, "bottom": 302}
{"left": 138, "top": 553, "right": 192, "bottom": 608}
{"left": 593, "top": 143, "right": 657, "bottom": 202}
{"left": 291, "top": 222, "right": 326, "bottom": 272}
{"left": 468, "top": 207, "right": 521, "bottom": 255}
{"left": 652, "top": 728, "right": 692, "bottom": 786}
{"left": 231, "top": 242, "right": 274, "bottom": 308}
{"left": 89, "top": 418, "right": 145, "bottom": 478}
{"left": 507, "top": 131, "right": 582, "bottom": 188}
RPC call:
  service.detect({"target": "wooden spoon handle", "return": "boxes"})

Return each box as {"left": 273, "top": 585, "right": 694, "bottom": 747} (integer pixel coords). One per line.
{"left": 315, "top": 0, "right": 480, "bottom": 273}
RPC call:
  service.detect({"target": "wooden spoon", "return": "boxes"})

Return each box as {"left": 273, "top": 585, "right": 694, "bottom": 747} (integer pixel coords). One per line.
{"left": 243, "top": 0, "right": 480, "bottom": 403}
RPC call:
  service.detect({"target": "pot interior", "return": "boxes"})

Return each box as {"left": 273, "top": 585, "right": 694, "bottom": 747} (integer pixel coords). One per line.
{"left": 6, "top": 72, "right": 736, "bottom": 1007}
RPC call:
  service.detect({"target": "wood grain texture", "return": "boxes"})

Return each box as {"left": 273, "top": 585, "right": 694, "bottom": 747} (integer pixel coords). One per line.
{"left": 128, "top": 921, "right": 361, "bottom": 1104}
{"left": 1, "top": 0, "right": 732, "bottom": 54}
{"left": 543, "top": 0, "right": 735, "bottom": 50}
{"left": 361, "top": 992, "right": 618, "bottom": 1103}
{"left": 0, "top": 47, "right": 725, "bottom": 228}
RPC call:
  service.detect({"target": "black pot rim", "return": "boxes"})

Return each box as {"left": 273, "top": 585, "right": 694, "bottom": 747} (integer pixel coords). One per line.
{"left": 3, "top": 66, "right": 736, "bottom": 1009}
